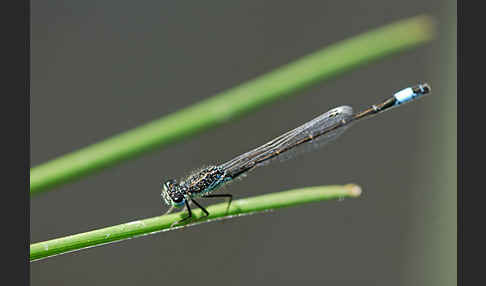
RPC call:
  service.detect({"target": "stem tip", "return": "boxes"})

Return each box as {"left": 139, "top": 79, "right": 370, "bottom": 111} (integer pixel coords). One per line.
{"left": 346, "top": 184, "right": 362, "bottom": 197}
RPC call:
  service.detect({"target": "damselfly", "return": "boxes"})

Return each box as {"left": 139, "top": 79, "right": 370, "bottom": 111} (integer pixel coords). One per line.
{"left": 161, "top": 83, "right": 431, "bottom": 223}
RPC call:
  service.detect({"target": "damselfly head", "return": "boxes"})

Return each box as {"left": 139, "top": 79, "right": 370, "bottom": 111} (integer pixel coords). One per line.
{"left": 161, "top": 179, "right": 186, "bottom": 207}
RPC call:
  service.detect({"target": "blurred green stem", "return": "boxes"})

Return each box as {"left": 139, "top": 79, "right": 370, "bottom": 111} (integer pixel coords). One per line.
{"left": 30, "top": 15, "right": 435, "bottom": 194}
{"left": 30, "top": 184, "right": 362, "bottom": 261}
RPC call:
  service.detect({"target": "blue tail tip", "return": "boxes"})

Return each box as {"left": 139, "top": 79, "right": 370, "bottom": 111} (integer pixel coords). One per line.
{"left": 413, "top": 83, "right": 431, "bottom": 95}
{"left": 394, "top": 83, "right": 431, "bottom": 105}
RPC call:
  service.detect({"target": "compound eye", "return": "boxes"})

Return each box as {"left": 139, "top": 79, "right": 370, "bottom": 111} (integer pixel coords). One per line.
{"left": 172, "top": 194, "right": 184, "bottom": 203}
{"left": 163, "top": 179, "right": 177, "bottom": 191}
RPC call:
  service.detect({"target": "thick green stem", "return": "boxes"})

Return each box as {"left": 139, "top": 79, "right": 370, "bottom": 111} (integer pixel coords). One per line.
{"left": 30, "top": 15, "right": 435, "bottom": 194}
{"left": 30, "top": 184, "right": 362, "bottom": 261}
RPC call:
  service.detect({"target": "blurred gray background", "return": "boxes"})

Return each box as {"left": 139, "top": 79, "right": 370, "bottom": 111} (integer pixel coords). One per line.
{"left": 31, "top": 1, "right": 456, "bottom": 285}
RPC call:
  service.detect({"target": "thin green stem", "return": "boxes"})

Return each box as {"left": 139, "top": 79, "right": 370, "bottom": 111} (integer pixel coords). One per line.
{"left": 30, "top": 15, "right": 435, "bottom": 194}
{"left": 30, "top": 184, "right": 362, "bottom": 261}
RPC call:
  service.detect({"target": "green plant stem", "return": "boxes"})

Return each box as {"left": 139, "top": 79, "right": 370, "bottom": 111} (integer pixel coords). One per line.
{"left": 30, "top": 184, "right": 362, "bottom": 261}
{"left": 30, "top": 15, "right": 435, "bottom": 194}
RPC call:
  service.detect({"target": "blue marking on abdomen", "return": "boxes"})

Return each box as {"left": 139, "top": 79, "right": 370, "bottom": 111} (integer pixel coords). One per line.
{"left": 393, "top": 87, "right": 415, "bottom": 105}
